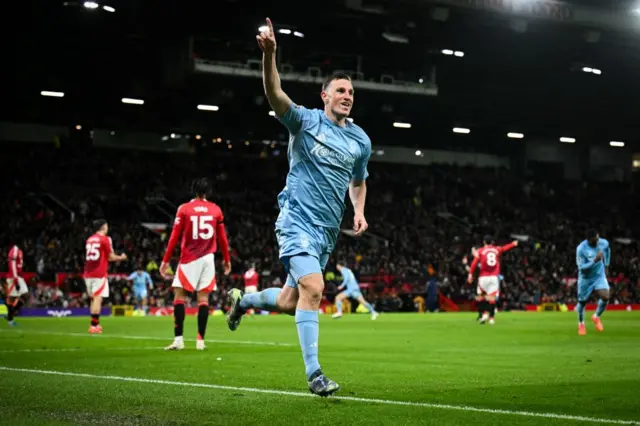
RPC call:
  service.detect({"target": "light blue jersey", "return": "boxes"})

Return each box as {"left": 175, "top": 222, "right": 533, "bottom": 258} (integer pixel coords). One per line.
{"left": 340, "top": 267, "right": 362, "bottom": 298}
{"left": 576, "top": 238, "right": 610, "bottom": 300}
{"left": 274, "top": 103, "right": 371, "bottom": 286}
{"left": 128, "top": 271, "right": 152, "bottom": 298}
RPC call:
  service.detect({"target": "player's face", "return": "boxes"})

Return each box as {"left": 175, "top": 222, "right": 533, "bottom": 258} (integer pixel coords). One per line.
{"left": 322, "top": 79, "right": 354, "bottom": 118}
{"left": 102, "top": 223, "right": 109, "bottom": 234}
{"left": 588, "top": 235, "right": 599, "bottom": 247}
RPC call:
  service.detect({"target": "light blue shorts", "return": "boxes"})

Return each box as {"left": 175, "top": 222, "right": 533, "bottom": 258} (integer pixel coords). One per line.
{"left": 134, "top": 290, "right": 148, "bottom": 300}
{"left": 577, "top": 277, "right": 609, "bottom": 301}
{"left": 275, "top": 220, "right": 339, "bottom": 289}
{"left": 345, "top": 290, "right": 363, "bottom": 300}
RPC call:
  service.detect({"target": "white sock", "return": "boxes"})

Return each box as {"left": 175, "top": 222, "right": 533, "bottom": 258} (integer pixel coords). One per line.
{"left": 175, "top": 336, "right": 184, "bottom": 344}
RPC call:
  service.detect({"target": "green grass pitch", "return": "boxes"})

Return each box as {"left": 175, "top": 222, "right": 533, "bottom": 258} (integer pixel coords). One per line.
{"left": 1, "top": 312, "right": 639, "bottom": 425}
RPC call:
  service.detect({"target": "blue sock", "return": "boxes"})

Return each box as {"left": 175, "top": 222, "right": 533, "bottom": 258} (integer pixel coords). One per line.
{"left": 335, "top": 300, "right": 342, "bottom": 314}
{"left": 239, "top": 288, "right": 281, "bottom": 311}
{"left": 595, "top": 299, "right": 608, "bottom": 317}
{"left": 576, "top": 301, "right": 586, "bottom": 323}
{"left": 363, "top": 301, "right": 376, "bottom": 314}
{"left": 295, "top": 309, "right": 320, "bottom": 380}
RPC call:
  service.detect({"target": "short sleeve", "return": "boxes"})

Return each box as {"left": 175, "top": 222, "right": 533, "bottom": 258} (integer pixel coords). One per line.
{"left": 277, "top": 103, "right": 313, "bottom": 134}
{"left": 352, "top": 136, "right": 371, "bottom": 182}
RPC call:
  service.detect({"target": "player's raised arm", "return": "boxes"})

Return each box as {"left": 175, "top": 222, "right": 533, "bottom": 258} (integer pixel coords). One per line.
{"left": 257, "top": 17, "right": 293, "bottom": 117}
{"left": 500, "top": 240, "right": 519, "bottom": 253}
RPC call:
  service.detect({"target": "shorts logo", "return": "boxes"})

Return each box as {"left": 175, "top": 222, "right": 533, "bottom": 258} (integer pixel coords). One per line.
{"left": 300, "top": 234, "right": 310, "bottom": 249}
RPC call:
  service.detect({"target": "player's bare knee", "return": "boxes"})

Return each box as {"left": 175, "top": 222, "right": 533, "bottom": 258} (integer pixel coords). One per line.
{"left": 174, "top": 287, "right": 186, "bottom": 300}
{"left": 298, "top": 273, "right": 324, "bottom": 304}
{"left": 196, "top": 292, "right": 209, "bottom": 305}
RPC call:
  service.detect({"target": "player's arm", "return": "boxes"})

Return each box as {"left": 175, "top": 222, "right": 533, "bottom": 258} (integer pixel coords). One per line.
{"left": 258, "top": 18, "right": 293, "bottom": 118}
{"left": 126, "top": 272, "right": 136, "bottom": 281}
{"left": 145, "top": 272, "right": 153, "bottom": 289}
{"left": 8, "top": 252, "right": 18, "bottom": 278}
{"left": 160, "top": 208, "right": 184, "bottom": 276}
{"left": 216, "top": 216, "right": 232, "bottom": 275}
{"left": 604, "top": 242, "right": 611, "bottom": 267}
{"left": 350, "top": 138, "right": 371, "bottom": 236}
{"left": 500, "top": 241, "right": 519, "bottom": 253}
{"left": 576, "top": 246, "right": 597, "bottom": 271}
{"left": 106, "top": 238, "right": 126, "bottom": 262}
{"left": 467, "top": 256, "right": 480, "bottom": 283}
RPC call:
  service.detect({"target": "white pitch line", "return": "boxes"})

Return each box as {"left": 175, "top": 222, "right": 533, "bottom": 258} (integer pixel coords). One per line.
{"left": 0, "top": 367, "right": 637, "bottom": 425}
{"left": 0, "top": 329, "right": 293, "bottom": 346}
{"left": 0, "top": 347, "right": 164, "bottom": 353}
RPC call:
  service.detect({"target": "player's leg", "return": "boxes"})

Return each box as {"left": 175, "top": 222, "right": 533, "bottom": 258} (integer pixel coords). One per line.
{"left": 86, "top": 278, "right": 107, "bottom": 333}
{"left": 592, "top": 284, "right": 610, "bottom": 332}
{"left": 576, "top": 279, "right": 594, "bottom": 335}
{"left": 485, "top": 295, "right": 497, "bottom": 325}
{"left": 475, "top": 295, "right": 486, "bottom": 322}
{"left": 332, "top": 291, "right": 348, "bottom": 318}
{"left": 5, "top": 280, "right": 18, "bottom": 325}
{"left": 195, "top": 291, "right": 210, "bottom": 350}
{"left": 355, "top": 293, "right": 379, "bottom": 319}
{"left": 293, "top": 253, "right": 339, "bottom": 396}
{"left": 141, "top": 294, "right": 148, "bottom": 314}
{"left": 166, "top": 286, "right": 187, "bottom": 350}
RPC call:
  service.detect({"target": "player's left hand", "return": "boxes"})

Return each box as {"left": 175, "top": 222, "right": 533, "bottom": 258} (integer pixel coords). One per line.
{"left": 353, "top": 212, "right": 368, "bottom": 236}
{"left": 159, "top": 262, "right": 171, "bottom": 279}
{"left": 223, "top": 261, "right": 232, "bottom": 276}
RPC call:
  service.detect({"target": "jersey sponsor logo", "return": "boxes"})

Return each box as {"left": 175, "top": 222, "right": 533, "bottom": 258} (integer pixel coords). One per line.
{"left": 310, "top": 142, "right": 355, "bottom": 168}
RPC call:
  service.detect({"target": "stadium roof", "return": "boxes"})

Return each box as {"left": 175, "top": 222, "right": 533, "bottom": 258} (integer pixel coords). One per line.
{"left": 4, "top": 0, "right": 640, "bottom": 153}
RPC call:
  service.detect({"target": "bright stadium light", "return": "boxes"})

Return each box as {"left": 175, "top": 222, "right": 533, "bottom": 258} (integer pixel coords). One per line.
{"left": 268, "top": 110, "right": 276, "bottom": 116}
{"left": 197, "top": 104, "right": 219, "bottom": 111}
{"left": 592, "top": 68, "right": 602, "bottom": 75}
{"left": 83, "top": 1, "right": 99, "bottom": 9}
{"left": 293, "top": 31, "right": 304, "bottom": 38}
{"left": 393, "top": 122, "right": 411, "bottom": 129}
{"left": 258, "top": 25, "right": 268, "bottom": 32}
{"left": 507, "top": 132, "right": 524, "bottom": 139}
{"left": 559, "top": 137, "right": 575, "bottom": 143}
{"left": 415, "top": 150, "right": 422, "bottom": 156}
{"left": 41, "top": 90, "right": 64, "bottom": 97}
{"left": 453, "top": 127, "right": 470, "bottom": 134}
{"left": 454, "top": 51, "right": 464, "bottom": 57}
{"left": 122, "top": 97, "right": 144, "bottom": 105}
{"left": 441, "top": 49, "right": 454, "bottom": 55}
{"left": 103, "top": 5, "right": 115, "bottom": 12}
{"left": 610, "top": 141, "right": 625, "bottom": 147}
{"left": 278, "top": 29, "right": 292, "bottom": 34}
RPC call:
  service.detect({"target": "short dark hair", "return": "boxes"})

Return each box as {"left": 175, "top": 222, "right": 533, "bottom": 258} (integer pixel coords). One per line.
{"left": 483, "top": 235, "right": 494, "bottom": 245}
{"left": 192, "top": 177, "right": 210, "bottom": 198}
{"left": 586, "top": 228, "right": 599, "bottom": 240}
{"left": 93, "top": 219, "right": 107, "bottom": 233}
{"left": 322, "top": 72, "right": 352, "bottom": 92}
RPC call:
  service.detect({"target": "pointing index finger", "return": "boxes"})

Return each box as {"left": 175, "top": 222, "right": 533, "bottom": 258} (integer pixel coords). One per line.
{"left": 266, "top": 17, "right": 274, "bottom": 33}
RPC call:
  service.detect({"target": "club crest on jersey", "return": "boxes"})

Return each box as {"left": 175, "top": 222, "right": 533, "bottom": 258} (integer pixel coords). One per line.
{"left": 310, "top": 142, "right": 355, "bottom": 168}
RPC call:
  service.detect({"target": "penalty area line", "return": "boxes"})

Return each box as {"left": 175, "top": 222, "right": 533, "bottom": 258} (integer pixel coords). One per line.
{"left": 0, "top": 367, "right": 637, "bottom": 425}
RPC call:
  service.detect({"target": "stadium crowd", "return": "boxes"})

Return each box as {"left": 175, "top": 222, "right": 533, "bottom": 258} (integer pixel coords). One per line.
{"left": 2, "top": 143, "right": 639, "bottom": 312}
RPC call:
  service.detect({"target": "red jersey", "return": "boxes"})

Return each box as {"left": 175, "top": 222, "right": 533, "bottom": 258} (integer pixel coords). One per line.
{"left": 469, "top": 242, "right": 517, "bottom": 278}
{"left": 162, "top": 198, "right": 230, "bottom": 265}
{"left": 8, "top": 245, "right": 24, "bottom": 278}
{"left": 84, "top": 233, "right": 114, "bottom": 278}
{"left": 244, "top": 268, "right": 259, "bottom": 287}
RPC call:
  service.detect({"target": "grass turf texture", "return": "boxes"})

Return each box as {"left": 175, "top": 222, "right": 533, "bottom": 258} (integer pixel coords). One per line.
{"left": 0, "top": 312, "right": 639, "bottom": 425}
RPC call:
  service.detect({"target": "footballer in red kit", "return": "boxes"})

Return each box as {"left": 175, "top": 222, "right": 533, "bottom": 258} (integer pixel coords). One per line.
{"left": 243, "top": 263, "right": 259, "bottom": 315}
{"left": 467, "top": 235, "right": 518, "bottom": 324}
{"left": 161, "top": 178, "right": 231, "bottom": 351}
{"left": 84, "top": 219, "right": 127, "bottom": 333}
{"left": 5, "top": 242, "right": 28, "bottom": 326}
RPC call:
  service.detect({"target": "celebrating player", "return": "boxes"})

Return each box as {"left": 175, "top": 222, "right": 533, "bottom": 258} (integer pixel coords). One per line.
{"left": 84, "top": 219, "right": 127, "bottom": 333}
{"left": 127, "top": 267, "right": 153, "bottom": 315}
{"left": 467, "top": 236, "right": 518, "bottom": 324}
{"left": 5, "top": 241, "right": 28, "bottom": 326}
{"left": 226, "top": 17, "right": 372, "bottom": 397}
{"left": 332, "top": 261, "right": 378, "bottom": 320}
{"left": 161, "top": 178, "right": 231, "bottom": 351}
{"left": 575, "top": 229, "right": 610, "bottom": 335}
